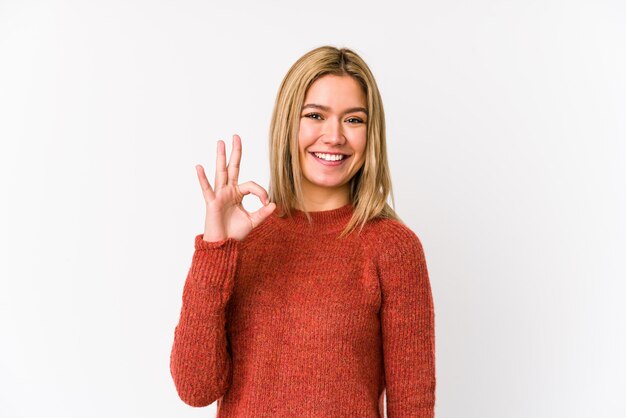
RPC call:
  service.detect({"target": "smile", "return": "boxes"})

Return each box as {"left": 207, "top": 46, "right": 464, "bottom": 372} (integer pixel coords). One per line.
{"left": 313, "top": 152, "right": 346, "bottom": 161}
{"left": 309, "top": 152, "right": 350, "bottom": 166}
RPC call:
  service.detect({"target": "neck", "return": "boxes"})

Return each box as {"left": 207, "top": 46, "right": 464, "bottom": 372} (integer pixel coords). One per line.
{"left": 297, "top": 182, "right": 350, "bottom": 211}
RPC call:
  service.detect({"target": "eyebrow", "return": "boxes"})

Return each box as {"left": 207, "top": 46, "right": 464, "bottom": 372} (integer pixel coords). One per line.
{"left": 302, "top": 103, "right": 368, "bottom": 115}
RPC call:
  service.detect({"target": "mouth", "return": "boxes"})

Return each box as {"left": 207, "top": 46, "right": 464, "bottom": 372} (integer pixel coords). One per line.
{"left": 308, "top": 151, "right": 350, "bottom": 166}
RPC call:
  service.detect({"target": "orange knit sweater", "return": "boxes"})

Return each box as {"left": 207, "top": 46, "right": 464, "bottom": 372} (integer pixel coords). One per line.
{"left": 170, "top": 203, "right": 436, "bottom": 417}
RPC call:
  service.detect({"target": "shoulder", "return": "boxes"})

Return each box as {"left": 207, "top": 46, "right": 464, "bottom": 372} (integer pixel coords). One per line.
{"left": 362, "top": 218, "right": 430, "bottom": 289}
{"left": 363, "top": 217, "right": 425, "bottom": 256}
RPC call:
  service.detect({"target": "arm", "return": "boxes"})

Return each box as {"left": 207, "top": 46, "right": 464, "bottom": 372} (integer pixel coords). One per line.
{"left": 377, "top": 223, "right": 436, "bottom": 417}
{"left": 169, "top": 234, "right": 239, "bottom": 407}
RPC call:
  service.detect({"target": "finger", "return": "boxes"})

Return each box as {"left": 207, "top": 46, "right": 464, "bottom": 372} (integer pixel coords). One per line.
{"left": 196, "top": 164, "right": 215, "bottom": 201}
{"left": 236, "top": 181, "right": 270, "bottom": 205}
{"left": 227, "top": 134, "right": 242, "bottom": 186}
{"left": 249, "top": 202, "right": 276, "bottom": 228}
{"left": 214, "top": 140, "right": 228, "bottom": 191}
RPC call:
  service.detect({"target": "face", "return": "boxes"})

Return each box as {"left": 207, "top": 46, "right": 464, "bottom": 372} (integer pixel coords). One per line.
{"left": 297, "top": 74, "right": 367, "bottom": 202}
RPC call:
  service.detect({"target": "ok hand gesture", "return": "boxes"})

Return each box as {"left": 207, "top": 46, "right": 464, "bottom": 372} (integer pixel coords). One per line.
{"left": 196, "top": 134, "right": 276, "bottom": 242}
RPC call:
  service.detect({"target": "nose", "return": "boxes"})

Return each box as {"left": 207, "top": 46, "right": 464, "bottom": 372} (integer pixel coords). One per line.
{"left": 322, "top": 117, "right": 346, "bottom": 145}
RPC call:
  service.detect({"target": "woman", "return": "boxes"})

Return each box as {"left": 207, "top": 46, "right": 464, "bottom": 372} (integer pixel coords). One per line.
{"left": 170, "top": 46, "right": 436, "bottom": 417}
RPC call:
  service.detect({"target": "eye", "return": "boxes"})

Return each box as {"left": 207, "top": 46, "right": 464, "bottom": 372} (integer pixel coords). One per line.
{"left": 303, "top": 113, "right": 323, "bottom": 120}
{"left": 346, "top": 117, "right": 365, "bottom": 124}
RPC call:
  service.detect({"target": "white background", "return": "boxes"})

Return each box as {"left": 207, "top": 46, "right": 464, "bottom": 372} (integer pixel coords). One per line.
{"left": 1, "top": 1, "right": 625, "bottom": 417}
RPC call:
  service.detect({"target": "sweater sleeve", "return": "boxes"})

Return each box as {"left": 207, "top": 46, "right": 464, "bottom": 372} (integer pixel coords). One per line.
{"left": 377, "top": 223, "right": 436, "bottom": 418}
{"left": 170, "top": 233, "right": 239, "bottom": 407}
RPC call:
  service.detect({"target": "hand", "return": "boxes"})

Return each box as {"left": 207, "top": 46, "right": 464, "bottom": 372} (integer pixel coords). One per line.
{"left": 196, "top": 134, "right": 276, "bottom": 242}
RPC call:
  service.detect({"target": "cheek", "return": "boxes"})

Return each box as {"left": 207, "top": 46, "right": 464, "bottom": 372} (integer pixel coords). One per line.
{"left": 298, "top": 122, "right": 319, "bottom": 153}
{"left": 299, "top": 122, "right": 318, "bottom": 141}
{"left": 354, "top": 132, "right": 367, "bottom": 156}
{"left": 352, "top": 135, "right": 367, "bottom": 170}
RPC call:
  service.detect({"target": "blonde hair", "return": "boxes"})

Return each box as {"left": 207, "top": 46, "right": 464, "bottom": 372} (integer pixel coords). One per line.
{"left": 268, "top": 45, "right": 401, "bottom": 238}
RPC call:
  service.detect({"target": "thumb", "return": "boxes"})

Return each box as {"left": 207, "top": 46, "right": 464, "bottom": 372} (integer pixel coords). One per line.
{"left": 249, "top": 202, "right": 276, "bottom": 228}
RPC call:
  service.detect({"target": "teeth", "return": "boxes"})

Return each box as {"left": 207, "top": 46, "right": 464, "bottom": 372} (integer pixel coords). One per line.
{"left": 313, "top": 152, "right": 345, "bottom": 161}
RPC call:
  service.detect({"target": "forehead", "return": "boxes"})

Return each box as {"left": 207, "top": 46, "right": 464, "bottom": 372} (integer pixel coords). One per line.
{"left": 304, "top": 74, "right": 366, "bottom": 106}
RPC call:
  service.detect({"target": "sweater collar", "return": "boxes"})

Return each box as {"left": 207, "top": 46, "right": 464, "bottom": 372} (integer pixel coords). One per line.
{"left": 274, "top": 202, "right": 355, "bottom": 234}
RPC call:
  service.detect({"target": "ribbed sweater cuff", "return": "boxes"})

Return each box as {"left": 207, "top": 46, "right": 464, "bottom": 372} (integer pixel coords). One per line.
{"left": 418, "top": 405, "right": 435, "bottom": 418}
{"left": 189, "top": 233, "right": 239, "bottom": 289}
{"left": 391, "top": 405, "right": 434, "bottom": 418}
{"left": 385, "top": 405, "right": 434, "bottom": 418}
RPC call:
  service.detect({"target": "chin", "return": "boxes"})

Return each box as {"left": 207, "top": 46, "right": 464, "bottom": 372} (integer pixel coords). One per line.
{"left": 307, "top": 178, "right": 347, "bottom": 189}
